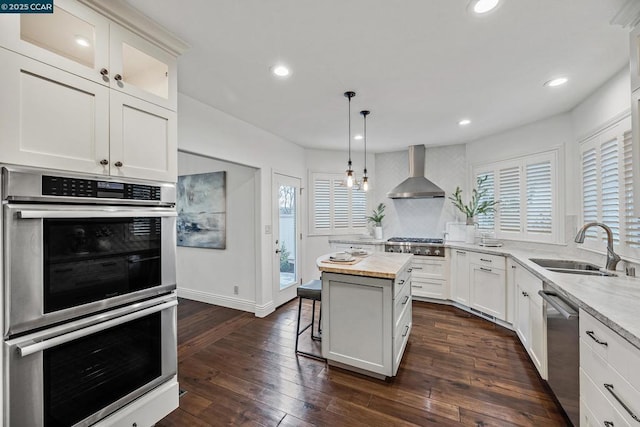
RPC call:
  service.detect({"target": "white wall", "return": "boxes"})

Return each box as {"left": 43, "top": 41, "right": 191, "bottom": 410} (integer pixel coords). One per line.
{"left": 178, "top": 93, "right": 306, "bottom": 316}
{"left": 373, "top": 144, "right": 467, "bottom": 239}
{"left": 176, "top": 151, "right": 258, "bottom": 311}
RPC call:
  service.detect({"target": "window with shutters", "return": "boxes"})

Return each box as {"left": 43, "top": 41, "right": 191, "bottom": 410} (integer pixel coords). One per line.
{"left": 475, "top": 172, "right": 495, "bottom": 231}
{"left": 310, "top": 173, "right": 368, "bottom": 235}
{"left": 579, "top": 116, "right": 640, "bottom": 258}
{"left": 472, "top": 149, "right": 559, "bottom": 243}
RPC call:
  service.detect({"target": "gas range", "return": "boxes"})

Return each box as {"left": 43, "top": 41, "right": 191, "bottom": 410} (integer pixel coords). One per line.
{"left": 384, "top": 237, "right": 445, "bottom": 257}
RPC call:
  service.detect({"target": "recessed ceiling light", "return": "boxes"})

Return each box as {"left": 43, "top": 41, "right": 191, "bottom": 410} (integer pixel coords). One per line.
{"left": 75, "top": 36, "right": 90, "bottom": 47}
{"left": 458, "top": 119, "right": 471, "bottom": 126}
{"left": 471, "top": 0, "right": 500, "bottom": 14}
{"left": 544, "top": 77, "right": 568, "bottom": 87}
{"left": 271, "top": 65, "right": 290, "bottom": 78}
{"left": 354, "top": 134, "right": 363, "bottom": 140}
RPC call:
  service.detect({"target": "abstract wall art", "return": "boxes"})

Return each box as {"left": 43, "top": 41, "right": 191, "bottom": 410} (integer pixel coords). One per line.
{"left": 176, "top": 171, "right": 226, "bottom": 249}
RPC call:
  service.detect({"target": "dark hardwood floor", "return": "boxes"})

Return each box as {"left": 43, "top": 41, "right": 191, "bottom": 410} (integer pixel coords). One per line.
{"left": 156, "top": 298, "right": 568, "bottom": 426}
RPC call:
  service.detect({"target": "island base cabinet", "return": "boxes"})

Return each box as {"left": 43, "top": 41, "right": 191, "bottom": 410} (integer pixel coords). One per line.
{"left": 322, "top": 274, "right": 393, "bottom": 377}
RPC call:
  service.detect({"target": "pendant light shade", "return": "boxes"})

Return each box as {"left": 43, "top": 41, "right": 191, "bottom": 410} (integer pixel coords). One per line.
{"left": 360, "top": 110, "right": 370, "bottom": 192}
{"left": 344, "top": 91, "right": 356, "bottom": 187}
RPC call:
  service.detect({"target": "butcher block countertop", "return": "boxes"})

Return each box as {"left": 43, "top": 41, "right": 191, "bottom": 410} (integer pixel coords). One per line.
{"left": 316, "top": 252, "right": 413, "bottom": 279}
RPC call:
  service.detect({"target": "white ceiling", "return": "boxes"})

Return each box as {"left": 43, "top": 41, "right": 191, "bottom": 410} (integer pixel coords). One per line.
{"left": 125, "top": 0, "right": 630, "bottom": 153}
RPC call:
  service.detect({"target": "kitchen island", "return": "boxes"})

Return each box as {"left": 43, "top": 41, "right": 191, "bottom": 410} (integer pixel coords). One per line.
{"left": 316, "top": 252, "right": 413, "bottom": 379}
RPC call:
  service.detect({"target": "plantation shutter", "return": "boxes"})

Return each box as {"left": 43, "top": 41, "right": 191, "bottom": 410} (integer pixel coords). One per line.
{"left": 582, "top": 147, "right": 598, "bottom": 240}
{"left": 526, "top": 161, "right": 552, "bottom": 234}
{"left": 351, "top": 189, "right": 367, "bottom": 228}
{"left": 476, "top": 172, "right": 495, "bottom": 231}
{"left": 623, "top": 131, "right": 640, "bottom": 248}
{"left": 600, "top": 138, "right": 620, "bottom": 244}
{"left": 333, "top": 180, "right": 350, "bottom": 229}
{"left": 499, "top": 166, "right": 521, "bottom": 232}
{"left": 313, "top": 178, "right": 331, "bottom": 230}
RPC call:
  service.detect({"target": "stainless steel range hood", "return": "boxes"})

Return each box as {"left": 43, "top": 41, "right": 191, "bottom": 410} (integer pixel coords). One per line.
{"left": 387, "top": 145, "right": 445, "bottom": 198}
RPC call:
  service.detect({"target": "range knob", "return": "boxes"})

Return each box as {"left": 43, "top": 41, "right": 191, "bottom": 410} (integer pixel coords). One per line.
{"left": 424, "top": 249, "right": 432, "bottom": 256}
{"left": 388, "top": 248, "right": 394, "bottom": 253}
{"left": 415, "top": 248, "right": 422, "bottom": 255}
{"left": 434, "top": 249, "right": 441, "bottom": 256}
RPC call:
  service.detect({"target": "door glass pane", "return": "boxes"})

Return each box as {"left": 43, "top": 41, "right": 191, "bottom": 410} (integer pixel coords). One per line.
{"left": 279, "top": 184, "right": 297, "bottom": 289}
{"left": 21, "top": 6, "right": 95, "bottom": 68}
{"left": 122, "top": 43, "right": 169, "bottom": 99}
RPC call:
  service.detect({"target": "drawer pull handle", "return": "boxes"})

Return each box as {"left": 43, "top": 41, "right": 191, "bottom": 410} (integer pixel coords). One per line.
{"left": 604, "top": 422, "right": 614, "bottom": 427}
{"left": 402, "top": 325, "right": 409, "bottom": 337}
{"left": 407, "top": 268, "right": 413, "bottom": 273}
{"left": 604, "top": 383, "right": 640, "bottom": 422}
{"left": 412, "top": 285, "right": 423, "bottom": 288}
{"left": 412, "top": 267, "right": 423, "bottom": 270}
{"left": 480, "top": 267, "right": 492, "bottom": 272}
{"left": 480, "top": 258, "right": 492, "bottom": 263}
{"left": 522, "top": 291, "right": 529, "bottom": 297}
{"left": 586, "top": 330, "right": 608, "bottom": 347}
{"left": 402, "top": 295, "right": 410, "bottom": 304}
{"left": 456, "top": 251, "right": 466, "bottom": 255}
{"left": 398, "top": 279, "right": 405, "bottom": 285}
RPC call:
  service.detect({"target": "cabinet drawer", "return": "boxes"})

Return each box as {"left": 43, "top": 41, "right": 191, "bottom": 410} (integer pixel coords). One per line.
{"left": 469, "top": 252, "right": 505, "bottom": 269}
{"left": 394, "top": 302, "right": 412, "bottom": 350}
{"left": 411, "top": 258, "right": 446, "bottom": 279}
{"left": 580, "top": 369, "right": 630, "bottom": 427}
{"left": 394, "top": 264, "right": 411, "bottom": 297}
{"left": 411, "top": 278, "right": 447, "bottom": 300}
{"left": 580, "top": 310, "right": 640, "bottom": 392}
{"left": 581, "top": 338, "right": 640, "bottom": 425}
{"left": 394, "top": 280, "right": 411, "bottom": 329}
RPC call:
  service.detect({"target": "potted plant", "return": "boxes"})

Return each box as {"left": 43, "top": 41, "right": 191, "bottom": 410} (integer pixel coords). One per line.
{"left": 366, "top": 203, "right": 386, "bottom": 240}
{"left": 449, "top": 176, "right": 499, "bottom": 242}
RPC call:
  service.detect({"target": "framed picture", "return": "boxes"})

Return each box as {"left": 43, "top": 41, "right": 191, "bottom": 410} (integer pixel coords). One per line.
{"left": 176, "top": 171, "right": 226, "bottom": 249}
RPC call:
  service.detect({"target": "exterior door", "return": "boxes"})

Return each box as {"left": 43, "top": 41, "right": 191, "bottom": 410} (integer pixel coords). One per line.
{"left": 273, "top": 174, "right": 301, "bottom": 307}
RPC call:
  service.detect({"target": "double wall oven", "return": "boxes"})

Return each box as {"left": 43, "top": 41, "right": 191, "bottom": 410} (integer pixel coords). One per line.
{"left": 2, "top": 166, "right": 178, "bottom": 426}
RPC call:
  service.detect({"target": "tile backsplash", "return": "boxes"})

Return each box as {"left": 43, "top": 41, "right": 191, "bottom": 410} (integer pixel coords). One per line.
{"left": 373, "top": 144, "right": 467, "bottom": 238}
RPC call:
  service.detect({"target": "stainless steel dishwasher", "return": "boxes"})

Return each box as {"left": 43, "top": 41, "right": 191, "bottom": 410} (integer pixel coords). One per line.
{"left": 539, "top": 285, "right": 579, "bottom": 427}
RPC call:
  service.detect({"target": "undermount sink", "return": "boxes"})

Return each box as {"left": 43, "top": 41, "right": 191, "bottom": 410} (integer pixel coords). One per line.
{"left": 529, "top": 258, "right": 617, "bottom": 277}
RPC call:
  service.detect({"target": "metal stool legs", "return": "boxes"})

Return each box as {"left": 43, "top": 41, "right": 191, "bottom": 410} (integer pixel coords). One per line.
{"left": 295, "top": 296, "right": 325, "bottom": 361}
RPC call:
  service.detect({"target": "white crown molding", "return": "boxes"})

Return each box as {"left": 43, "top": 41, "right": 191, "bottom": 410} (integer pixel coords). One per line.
{"left": 611, "top": 0, "right": 640, "bottom": 29}
{"left": 78, "top": 0, "right": 189, "bottom": 56}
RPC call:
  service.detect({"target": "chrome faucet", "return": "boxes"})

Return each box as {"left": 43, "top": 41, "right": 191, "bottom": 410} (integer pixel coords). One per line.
{"left": 574, "top": 222, "right": 621, "bottom": 271}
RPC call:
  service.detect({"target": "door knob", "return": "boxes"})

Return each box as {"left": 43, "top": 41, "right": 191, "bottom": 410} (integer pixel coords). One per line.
{"left": 99, "top": 159, "right": 108, "bottom": 166}
{"left": 100, "top": 68, "right": 109, "bottom": 76}
{"left": 114, "top": 74, "right": 123, "bottom": 81}
{"left": 114, "top": 161, "right": 123, "bottom": 167}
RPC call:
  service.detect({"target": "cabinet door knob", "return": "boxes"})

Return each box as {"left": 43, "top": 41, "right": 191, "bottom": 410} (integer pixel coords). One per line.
{"left": 100, "top": 68, "right": 109, "bottom": 76}
{"left": 114, "top": 74, "right": 123, "bottom": 81}
{"left": 114, "top": 161, "right": 123, "bottom": 167}
{"left": 99, "top": 159, "right": 108, "bottom": 166}
{"left": 522, "top": 291, "right": 529, "bottom": 297}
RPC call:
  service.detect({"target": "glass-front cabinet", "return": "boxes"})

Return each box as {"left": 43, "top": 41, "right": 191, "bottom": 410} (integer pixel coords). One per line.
{"left": 0, "top": 0, "right": 177, "bottom": 110}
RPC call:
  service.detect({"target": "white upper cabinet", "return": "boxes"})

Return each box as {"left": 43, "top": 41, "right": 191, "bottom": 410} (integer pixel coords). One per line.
{"left": 631, "top": 25, "right": 640, "bottom": 92}
{"left": 0, "top": 0, "right": 178, "bottom": 111}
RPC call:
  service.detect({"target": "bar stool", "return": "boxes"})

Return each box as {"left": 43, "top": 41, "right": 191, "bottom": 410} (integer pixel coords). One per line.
{"left": 295, "top": 279, "right": 325, "bottom": 361}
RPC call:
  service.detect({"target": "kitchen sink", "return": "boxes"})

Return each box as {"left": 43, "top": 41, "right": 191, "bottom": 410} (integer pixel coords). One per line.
{"left": 529, "top": 258, "right": 617, "bottom": 277}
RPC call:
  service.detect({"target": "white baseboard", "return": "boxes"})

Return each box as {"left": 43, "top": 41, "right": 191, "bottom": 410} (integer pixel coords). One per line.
{"left": 254, "top": 300, "right": 275, "bottom": 318}
{"left": 177, "top": 288, "right": 256, "bottom": 313}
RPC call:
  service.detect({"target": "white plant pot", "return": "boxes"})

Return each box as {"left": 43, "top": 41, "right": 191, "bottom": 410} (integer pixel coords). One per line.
{"left": 374, "top": 226, "right": 383, "bottom": 240}
{"left": 465, "top": 224, "right": 476, "bottom": 244}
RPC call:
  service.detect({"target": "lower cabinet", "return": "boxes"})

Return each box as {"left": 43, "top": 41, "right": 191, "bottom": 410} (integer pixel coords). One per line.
{"left": 450, "top": 249, "right": 470, "bottom": 305}
{"left": 513, "top": 263, "right": 546, "bottom": 378}
{"left": 329, "top": 242, "right": 383, "bottom": 253}
{"left": 410, "top": 250, "right": 449, "bottom": 300}
{"left": 580, "top": 309, "right": 640, "bottom": 426}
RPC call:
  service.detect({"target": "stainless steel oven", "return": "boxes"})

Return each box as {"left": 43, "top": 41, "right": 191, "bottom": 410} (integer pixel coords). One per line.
{"left": 2, "top": 166, "right": 177, "bottom": 336}
{"left": 4, "top": 294, "right": 177, "bottom": 427}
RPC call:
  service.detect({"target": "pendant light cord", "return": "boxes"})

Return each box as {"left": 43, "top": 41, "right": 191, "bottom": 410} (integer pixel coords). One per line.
{"left": 360, "top": 110, "right": 370, "bottom": 176}
{"left": 344, "top": 91, "right": 356, "bottom": 170}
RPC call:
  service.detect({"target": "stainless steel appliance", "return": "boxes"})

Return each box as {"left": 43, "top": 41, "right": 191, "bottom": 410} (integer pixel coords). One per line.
{"left": 4, "top": 294, "right": 177, "bottom": 427}
{"left": 2, "top": 166, "right": 177, "bottom": 336}
{"left": 384, "top": 237, "right": 445, "bottom": 257}
{"left": 539, "top": 285, "right": 579, "bottom": 426}
{"left": 2, "top": 166, "right": 179, "bottom": 426}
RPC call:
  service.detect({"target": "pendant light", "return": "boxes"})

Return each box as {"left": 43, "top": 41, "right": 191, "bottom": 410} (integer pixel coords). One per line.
{"left": 344, "top": 91, "right": 356, "bottom": 187}
{"left": 360, "top": 110, "right": 370, "bottom": 192}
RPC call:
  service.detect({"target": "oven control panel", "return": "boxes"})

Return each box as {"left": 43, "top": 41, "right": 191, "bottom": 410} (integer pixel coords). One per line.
{"left": 42, "top": 175, "right": 161, "bottom": 201}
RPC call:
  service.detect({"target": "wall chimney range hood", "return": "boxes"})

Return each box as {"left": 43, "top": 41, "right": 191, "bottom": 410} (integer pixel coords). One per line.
{"left": 387, "top": 145, "right": 445, "bottom": 199}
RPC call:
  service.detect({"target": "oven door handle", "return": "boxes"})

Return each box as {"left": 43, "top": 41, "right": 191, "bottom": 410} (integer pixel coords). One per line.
{"left": 16, "top": 299, "right": 178, "bottom": 358}
{"left": 17, "top": 209, "right": 177, "bottom": 219}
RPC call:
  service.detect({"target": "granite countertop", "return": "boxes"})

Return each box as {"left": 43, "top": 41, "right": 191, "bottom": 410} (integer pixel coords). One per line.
{"left": 327, "top": 237, "right": 387, "bottom": 245}
{"left": 317, "top": 252, "right": 412, "bottom": 279}
{"left": 447, "top": 242, "right": 640, "bottom": 350}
